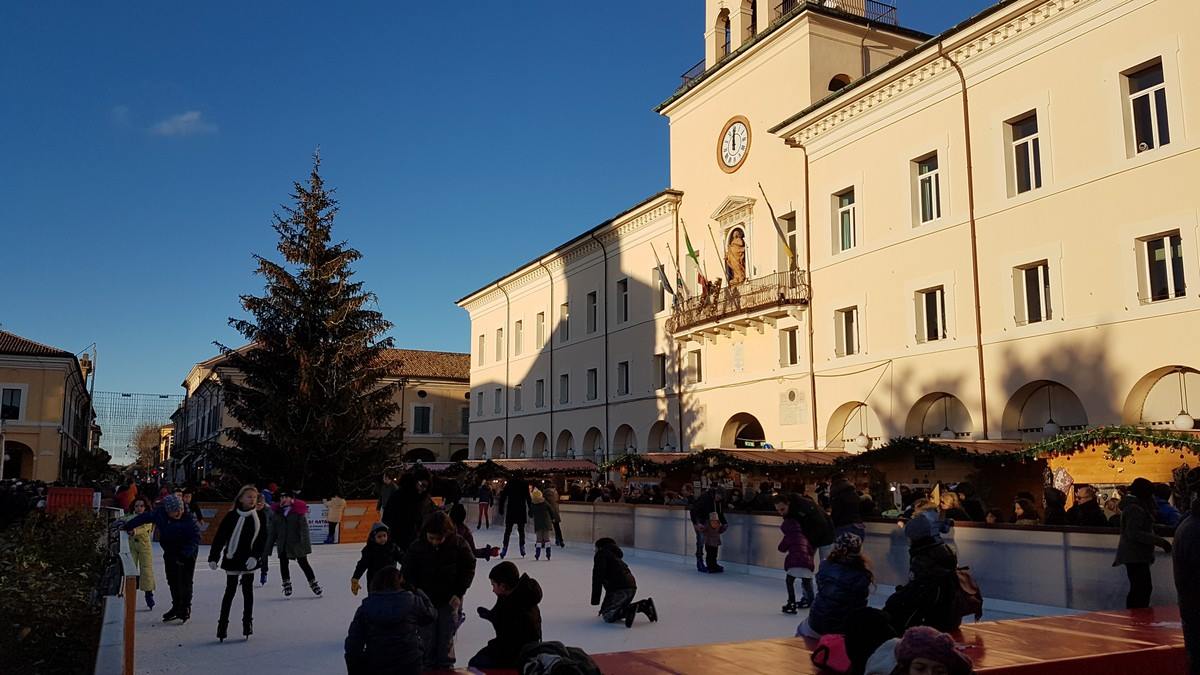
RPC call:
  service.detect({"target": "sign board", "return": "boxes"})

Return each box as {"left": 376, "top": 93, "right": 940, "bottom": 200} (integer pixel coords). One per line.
{"left": 307, "top": 502, "right": 330, "bottom": 544}
{"left": 914, "top": 453, "right": 936, "bottom": 471}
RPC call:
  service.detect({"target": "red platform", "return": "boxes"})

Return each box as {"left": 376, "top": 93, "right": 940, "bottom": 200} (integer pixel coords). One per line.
{"left": 45, "top": 486, "right": 95, "bottom": 513}
{"left": 587, "top": 607, "right": 1186, "bottom": 674}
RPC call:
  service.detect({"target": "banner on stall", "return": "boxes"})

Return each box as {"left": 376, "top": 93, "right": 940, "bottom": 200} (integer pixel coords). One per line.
{"left": 307, "top": 503, "right": 330, "bottom": 544}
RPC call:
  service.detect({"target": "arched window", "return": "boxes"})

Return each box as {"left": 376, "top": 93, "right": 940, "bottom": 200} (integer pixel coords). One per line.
{"left": 828, "top": 74, "right": 851, "bottom": 92}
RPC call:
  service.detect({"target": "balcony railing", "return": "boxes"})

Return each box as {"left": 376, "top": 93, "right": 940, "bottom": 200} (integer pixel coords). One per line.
{"left": 668, "top": 270, "right": 810, "bottom": 335}
{"left": 773, "top": 0, "right": 898, "bottom": 26}
{"left": 680, "top": 59, "right": 705, "bottom": 88}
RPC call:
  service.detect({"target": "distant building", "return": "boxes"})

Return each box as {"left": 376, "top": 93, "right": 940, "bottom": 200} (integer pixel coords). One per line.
{"left": 0, "top": 329, "right": 98, "bottom": 481}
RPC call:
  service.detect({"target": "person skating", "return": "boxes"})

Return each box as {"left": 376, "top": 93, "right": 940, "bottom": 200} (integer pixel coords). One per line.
{"left": 468, "top": 561, "right": 543, "bottom": 669}
{"left": 476, "top": 481, "right": 493, "bottom": 529}
{"left": 689, "top": 488, "right": 726, "bottom": 572}
{"left": 401, "top": 512, "right": 477, "bottom": 670}
{"left": 352, "top": 523, "right": 404, "bottom": 596}
{"left": 774, "top": 493, "right": 816, "bottom": 613}
{"left": 530, "top": 488, "right": 554, "bottom": 560}
{"left": 208, "top": 484, "right": 271, "bottom": 641}
{"left": 700, "top": 512, "right": 728, "bottom": 573}
{"left": 543, "top": 483, "right": 565, "bottom": 547}
{"left": 325, "top": 490, "right": 347, "bottom": 544}
{"left": 121, "top": 493, "right": 200, "bottom": 623}
{"left": 255, "top": 492, "right": 272, "bottom": 586}
{"left": 449, "top": 503, "right": 498, "bottom": 560}
{"left": 797, "top": 533, "right": 872, "bottom": 639}
{"left": 497, "top": 475, "right": 532, "bottom": 558}
{"left": 1115, "top": 477, "right": 1172, "bottom": 608}
{"left": 590, "top": 537, "right": 657, "bottom": 628}
{"left": 269, "top": 491, "right": 323, "bottom": 598}
{"left": 182, "top": 489, "right": 204, "bottom": 526}
{"left": 382, "top": 469, "right": 435, "bottom": 552}
{"left": 344, "top": 567, "right": 436, "bottom": 675}
{"left": 125, "top": 497, "right": 157, "bottom": 610}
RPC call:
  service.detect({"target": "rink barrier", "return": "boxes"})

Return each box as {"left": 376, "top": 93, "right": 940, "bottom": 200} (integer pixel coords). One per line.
{"left": 196, "top": 499, "right": 378, "bottom": 545}
{"left": 95, "top": 528, "right": 138, "bottom": 675}
{"left": 460, "top": 500, "right": 1178, "bottom": 612}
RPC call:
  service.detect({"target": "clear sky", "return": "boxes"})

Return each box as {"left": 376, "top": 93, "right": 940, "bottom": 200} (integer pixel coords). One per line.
{"left": 1, "top": 0, "right": 995, "bottom": 396}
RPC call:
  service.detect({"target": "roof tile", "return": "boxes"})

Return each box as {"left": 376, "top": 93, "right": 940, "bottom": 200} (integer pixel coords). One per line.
{"left": 0, "top": 330, "right": 75, "bottom": 358}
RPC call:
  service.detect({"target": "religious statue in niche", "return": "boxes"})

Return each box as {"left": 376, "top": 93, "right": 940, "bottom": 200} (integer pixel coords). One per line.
{"left": 726, "top": 227, "right": 747, "bottom": 284}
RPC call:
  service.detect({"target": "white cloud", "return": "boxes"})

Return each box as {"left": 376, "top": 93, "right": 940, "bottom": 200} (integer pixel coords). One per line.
{"left": 150, "top": 110, "right": 217, "bottom": 137}
{"left": 110, "top": 104, "right": 131, "bottom": 126}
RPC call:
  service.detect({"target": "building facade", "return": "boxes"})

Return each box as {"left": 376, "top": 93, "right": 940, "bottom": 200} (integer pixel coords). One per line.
{"left": 457, "top": 0, "right": 1200, "bottom": 463}
{"left": 0, "top": 330, "right": 98, "bottom": 481}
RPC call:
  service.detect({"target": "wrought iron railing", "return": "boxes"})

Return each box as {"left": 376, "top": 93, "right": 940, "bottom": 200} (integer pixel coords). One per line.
{"left": 680, "top": 59, "right": 705, "bottom": 87}
{"left": 667, "top": 270, "right": 810, "bottom": 334}
{"left": 773, "top": 0, "right": 898, "bottom": 26}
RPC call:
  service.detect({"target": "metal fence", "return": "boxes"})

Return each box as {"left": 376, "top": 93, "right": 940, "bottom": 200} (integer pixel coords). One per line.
{"left": 773, "top": 0, "right": 898, "bottom": 26}
{"left": 667, "top": 270, "right": 810, "bottom": 334}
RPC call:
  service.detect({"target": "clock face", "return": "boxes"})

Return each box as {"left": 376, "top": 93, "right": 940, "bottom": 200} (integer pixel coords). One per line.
{"left": 718, "top": 117, "right": 750, "bottom": 172}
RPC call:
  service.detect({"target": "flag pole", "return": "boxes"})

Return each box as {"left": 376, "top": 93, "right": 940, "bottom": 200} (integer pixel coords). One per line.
{"left": 650, "top": 243, "right": 676, "bottom": 297}
{"left": 758, "top": 182, "right": 796, "bottom": 270}
{"left": 706, "top": 223, "right": 730, "bottom": 284}
{"left": 664, "top": 242, "right": 690, "bottom": 299}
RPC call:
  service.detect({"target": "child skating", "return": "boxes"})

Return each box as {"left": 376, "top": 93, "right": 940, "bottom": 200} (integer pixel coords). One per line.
{"left": 125, "top": 497, "right": 157, "bottom": 610}
{"left": 590, "top": 537, "right": 657, "bottom": 627}
{"left": 700, "top": 512, "right": 728, "bottom": 573}
{"left": 208, "top": 484, "right": 271, "bottom": 641}
{"left": 774, "top": 493, "right": 816, "bottom": 614}
{"left": 351, "top": 523, "right": 403, "bottom": 595}
{"left": 529, "top": 489, "right": 553, "bottom": 560}
{"left": 469, "top": 561, "right": 543, "bottom": 669}
{"left": 269, "top": 491, "right": 323, "bottom": 598}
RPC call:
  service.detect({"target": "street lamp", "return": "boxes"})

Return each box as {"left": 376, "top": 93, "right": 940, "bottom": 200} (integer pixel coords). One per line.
{"left": 1173, "top": 368, "right": 1195, "bottom": 430}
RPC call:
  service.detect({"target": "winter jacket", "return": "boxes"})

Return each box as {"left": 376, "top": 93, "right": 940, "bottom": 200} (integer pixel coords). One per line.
{"left": 543, "top": 487, "right": 562, "bottom": 522}
{"left": 353, "top": 524, "right": 403, "bottom": 584}
{"left": 961, "top": 497, "right": 987, "bottom": 523}
{"left": 863, "top": 638, "right": 899, "bottom": 675}
{"left": 479, "top": 573, "right": 544, "bottom": 667}
{"left": 344, "top": 588, "right": 436, "bottom": 675}
{"left": 884, "top": 537, "right": 961, "bottom": 634}
{"left": 778, "top": 518, "right": 814, "bottom": 571}
{"left": 530, "top": 501, "right": 553, "bottom": 532}
{"left": 477, "top": 484, "right": 493, "bottom": 504}
{"left": 701, "top": 521, "right": 727, "bottom": 547}
{"left": 1173, "top": 504, "right": 1200, "bottom": 655}
{"left": 1156, "top": 497, "right": 1182, "bottom": 529}
{"left": 499, "top": 478, "right": 532, "bottom": 524}
{"left": 381, "top": 490, "right": 435, "bottom": 552}
{"left": 830, "top": 479, "right": 863, "bottom": 528}
{"left": 1115, "top": 496, "right": 1171, "bottom": 566}
{"left": 269, "top": 499, "right": 313, "bottom": 558}
{"left": 689, "top": 492, "right": 726, "bottom": 526}
{"left": 1066, "top": 499, "right": 1109, "bottom": 528}
{"left": 591, "top": 540, "right": 636, "bottom": 605}
{"left": 123, "top": 506, "right": 200, "bottom": 558}
{"left": 209, "top": 507, "right": 270, "bottom": 573}
{"left": 325, "top": 497, "right": 347, "bottom": 523}
{"left": 127, "top": 520, "right": 156, "bottom": 592}
{"left": 806, "top": 560, "right": 871, "bottom": 635}
{"left": 401, "top": 532, "right": 476, "bottom": 606}
{"left": 456, "top": 522, "right": 477, "bottom": 551}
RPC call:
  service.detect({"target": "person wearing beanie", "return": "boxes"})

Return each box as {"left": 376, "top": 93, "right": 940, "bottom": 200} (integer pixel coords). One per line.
{"left": 352, "top": 523, "right": 403, "bottom": 595}
{"left": 797, "top": 533, "right": 872, "bottom": 639}
{"left": 529, "top": 489, "right": 553, "bottom": 561}
{"left": 893, "top": 626, "right": 974, "bottom": 675}
{"left": 448, "top": 503, "right": 499, "bottom": 560}
{"left": 122, "top": 491, "right": 201, "bottom": 623}
{"left": 469, "top": 561, "right": 544, "bottom": 669}
{"left": 269, "top": 491, "right": 323, "bottom": 598}
{"left": 1115, "top": 477, "right": 1172, "bottom": 608}
{"left": 208, "top": 485, "right": 271, "bottom": 642}
{"left": 1175, "top": 467, "right": 1200, "bottom": 674}
{"left": 344, "top": 566, "right": 435, "bottom": 675}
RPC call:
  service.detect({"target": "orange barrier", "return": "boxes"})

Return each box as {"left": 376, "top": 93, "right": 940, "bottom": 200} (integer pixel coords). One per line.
{"left": 197, "top": 499, "right": 379, "bottom": 546}
{"left": 46, "top": 487, "right": 95, "bottom": 513}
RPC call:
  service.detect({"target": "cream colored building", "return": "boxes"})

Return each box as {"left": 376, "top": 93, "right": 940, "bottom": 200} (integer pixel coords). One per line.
{"left": 457, "top": 0, "right": 1200, "bottom": 463}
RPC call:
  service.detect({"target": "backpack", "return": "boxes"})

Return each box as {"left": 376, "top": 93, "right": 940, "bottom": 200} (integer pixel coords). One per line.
{"left": 810, "top": 633, "right": 851, "bottom": 673}
{"left": 797, "top": 497, "right": 836, "bottom": 548}
{"left": 954, "top": 566, "right": 984, "bottom": 621}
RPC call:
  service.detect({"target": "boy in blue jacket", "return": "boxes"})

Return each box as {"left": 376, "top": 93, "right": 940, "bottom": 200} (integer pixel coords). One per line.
{"left": 122, "top": 494, "right": 201, "bottom": 623}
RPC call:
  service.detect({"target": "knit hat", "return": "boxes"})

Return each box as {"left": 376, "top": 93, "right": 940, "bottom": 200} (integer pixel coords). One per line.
{"left": 1128, "top": 477, "right": 1154, "bottom": 500}
{"left": 489, "top": 561, "right": 520, "bottom": 588}
{"left": 369, "top": 522, "right": 389, "bottom": 538}
{"left": 894, "top": 626, "right": 973, "bottom": 675}
{"left": 832, "top": 532, "right": 863, "bottom": 557}
{"left": 531, "top": 489, "right": 544, "bottom": 504}
{"left": 162, "top": 494, "right": 183, "bottom": 513}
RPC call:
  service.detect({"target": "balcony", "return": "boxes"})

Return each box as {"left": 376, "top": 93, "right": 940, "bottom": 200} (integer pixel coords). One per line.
{"left": 680, "top": 59, "right": 705, "bottom": 88}
{"left": 773, "top": 0, "right": 897, "bottom": 26}
{"left": 668, "top": 270, "right": 810, "bottom": 337}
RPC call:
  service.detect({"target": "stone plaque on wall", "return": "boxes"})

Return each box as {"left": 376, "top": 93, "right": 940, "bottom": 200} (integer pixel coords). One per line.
{"left": 732, "top": 342, "right": 745, "bottom": 373}
{"left": 780, "top": 389, "right": 805, "bottom": 426}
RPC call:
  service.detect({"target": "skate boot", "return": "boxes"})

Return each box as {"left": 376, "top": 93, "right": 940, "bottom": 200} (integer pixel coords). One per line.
{"left": 161, "top": 607, "right": 179, "bottom": 622}
{"left": 708, "top": 564, "right": 725, "bottom": 574}
{"left": 535, "top": 545, "right": 542, "bottom": 560}
{"left": 624, "top": 603, "right": 637, "bottom": 628}
{"left": 178, "top": 608, "right": 191, "bottom": 624}
{"left": 259, "top": 569, "right": 268, "bottom": 586}
{"left": 520, "top": 544, "right": 526, "bottom": 557}
{"left": 798, "top": 596, "right": 813, "bottom": 609}
{"left": 696, "top": 557, "right": 708, "bottom": 573}
{"left": 639, "top": 598, "right": 658, "bottom": 622}
{"left": 282, "top": 580, "right": 293, "bottom": 598}
{"left": 242, "top": 618, "right": 253, "bottom": 639}
{"left": 546, "top": 546, "right": 551, "bottom": 560}
{"left": 499, "top": 546, "right": 507, "bottom": 559}
{"left": 310, "top": 580, "right": 323, "bottom": 597}
{"left": 145, "top": 591, "right": 155, "bottom": 611}
{"left": 782, "top": 602, "right": 798, "bottom": 615}
{"left": 217, "top": 620, "right": 228, "bottom": 642}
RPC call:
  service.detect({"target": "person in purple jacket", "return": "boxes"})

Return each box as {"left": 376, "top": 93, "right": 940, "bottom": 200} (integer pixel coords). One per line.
{"left": 775, "top": 493, "right": 816, "bottom": 614}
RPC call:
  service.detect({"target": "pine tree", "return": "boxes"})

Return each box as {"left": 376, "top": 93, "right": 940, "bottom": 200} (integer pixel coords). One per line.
{"left": 215, "top": 154, "right": 401, "bottom": 496}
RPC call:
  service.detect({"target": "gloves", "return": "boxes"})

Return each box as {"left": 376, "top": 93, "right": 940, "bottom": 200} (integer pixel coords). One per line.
{"left": 351, "top": 578, "right": 361, "bottom": 596}
{"left": 208, "top": 561, "right": 219, "bottom": 571}
{"left": 476, "top": 606, "right": 490, "bottom": 620}
{"left": 245, "top": 557, "right": 257, "bottom": 570}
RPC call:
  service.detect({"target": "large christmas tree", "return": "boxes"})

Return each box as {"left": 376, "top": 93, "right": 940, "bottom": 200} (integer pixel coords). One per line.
{"left": 216, "top": 154, "right": 402, "bottom": 496}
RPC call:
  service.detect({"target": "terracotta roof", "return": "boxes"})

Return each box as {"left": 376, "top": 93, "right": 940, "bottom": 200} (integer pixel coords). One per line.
{"left": 0, "top": 329, "right": 75, "bottom": 358}
{"left": 926, "top": 439, "right": 1030, "bottom": 456}
{"left": 382, "top": 349, "right": 470, "bottom": 381}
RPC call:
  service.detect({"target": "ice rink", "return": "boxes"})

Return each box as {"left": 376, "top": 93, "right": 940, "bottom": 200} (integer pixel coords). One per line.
{"left": 134, "top": 536, "right": 1054, "bottom": 674}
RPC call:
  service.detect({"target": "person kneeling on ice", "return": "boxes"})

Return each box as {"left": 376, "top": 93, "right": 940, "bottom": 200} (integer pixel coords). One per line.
{"left": 402, "top": 511, "right": 477, "bottom": 670}
{"left": 344, "top": 567, "right": 436, "bottom": 675}
{"left": 797, "top": 533, "right": 872, "bottom": 639}
{"left": 469, "top": 561, "right": 543, "bottom": 669}
{"left": 351, "top": 523, "right": 403, "bottom": 595}
{"left": 448, "top": 503, "right": 499, "bottom": 561}
{"left": 591, "top": 537, "right": 657, "bottom": 627}
{"left": 700, "top": 512, "right": 728, "bottom": 573}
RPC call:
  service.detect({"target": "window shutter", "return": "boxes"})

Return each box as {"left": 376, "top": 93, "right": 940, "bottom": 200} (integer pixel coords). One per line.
{"left": 914, "top": 293, "right": 925, "bottom": 343}
{"left": 1011, "top": 267, "right": 1026, "bottom": 324}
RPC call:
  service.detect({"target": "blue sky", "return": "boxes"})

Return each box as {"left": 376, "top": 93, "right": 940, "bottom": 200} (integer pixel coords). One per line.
{"left": 1, "top": 1, "right": 994, "bottom": 395}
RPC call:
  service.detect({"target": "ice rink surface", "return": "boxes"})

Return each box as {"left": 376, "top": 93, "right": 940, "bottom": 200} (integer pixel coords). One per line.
{"left": 135, "top": 535, "right": 1049, "bottom": 674}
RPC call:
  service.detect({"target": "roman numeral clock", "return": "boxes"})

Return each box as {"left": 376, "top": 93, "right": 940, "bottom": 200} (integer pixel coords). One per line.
{"left": 718, "top": 115, "right": 751, "bottom": 173}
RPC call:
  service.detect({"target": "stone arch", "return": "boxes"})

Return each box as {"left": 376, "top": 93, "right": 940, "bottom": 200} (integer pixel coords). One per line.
{"left": 612, "top": 424, "right": 638, "bottom": 454}
{"left": 905, "top": 392, "right": 974, "bottom": 438}
{"left": 715, "top": 8, "right": 731, "bottom": 58}
{"left": 511, "top": 434, "right": 526, "bottom": 459}
{"left": 532, "top": 432, "right": 549, "bottom": 458}
{"left": 583, "top": 427, "right": 605, "bottom": 461}
{"left": 647, "top": 420, "right": 678, "bottom": 452}
{"left": 450, "top": 448, "right": 469, "bottom": 462}
{"left": 828, "top": 74, "right": 851, "bottom": 92}
{"left": 404, "top": 447, "right": 436, "bottom": 463}
{"left": 472, "top": 438, "right": 486, "bottom": 460}
{"left": 721, "top": 412, "right": 766, "bottom": 448}
{"left": 826, "top": 401, "right": 883, "bottom": 451}
{"left": 555, "top": 430, "right": 574, "bottom": 458}
{"left": 2, "top": 441, "right": 33, "bottom": 480}
{"left": 1122, "top": 366, "right": 1200, "bottom": 429}
{"left": 1002, "top": 380, "right": 1088, "bottom": 439}
{"left": 490, "top": 436, "right": 505, "bottom": 459}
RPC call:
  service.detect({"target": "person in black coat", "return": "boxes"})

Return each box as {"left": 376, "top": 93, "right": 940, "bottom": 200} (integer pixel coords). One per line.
{"left": 1066, "top": 485, "right": 1110, "bottom": 527}
{"left": 689, "top": 489, "right": 726, "bottom": 572}
{"left": 1174, "top": 468, "right": 1200, "bottom": 675}
{"left": 498, "top": 476, "right": 533, "bottom": 558}
{"left": 352, "top": 523, "right": 403, "bottom": 595}
{"left": 1115, "top": 478, "right": 1172, "bottom": 609}
{"left": 469, "top": 562, "right": 543, "bottom": 669}
{"left": 401, "top": 512, "right": 477, "bottom": 670}
{"left": 344, "top": 567, "right": 436, "bottom": 675}
{"left": 382, "top": 470, "right": 435, "bottom": 553}
{"left": 884, "top": 524, "right": 962, "bottom": 634}
{"left": 1043, "top": 487, "right": 1069, "bottom": 526}
{"left": 954, "top": 482, "right": 987, "bottom": 522}
{"left": 591, "top": 537, "right": 657, "bottom": 627}
{"left": 208, "top": 485, "right": 271, "bottom": 641}
{"left": 121, "top": 493, "right": 201, "bottom": 623}
{"left": 829, "top": 474, "right": 864, "bottom": 540}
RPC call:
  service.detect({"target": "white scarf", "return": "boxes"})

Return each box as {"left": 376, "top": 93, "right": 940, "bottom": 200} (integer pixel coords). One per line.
{"left": 226, "top": 508, "right": 260, "bottom": 560}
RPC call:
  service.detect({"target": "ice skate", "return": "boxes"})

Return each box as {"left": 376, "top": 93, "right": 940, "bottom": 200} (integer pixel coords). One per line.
{"left": 798, "top": 596, "right": 813, "bottom": 609}
{"left": 309, "top": 580, "right": 323, "bottom": 597}
{"left": 546, "top": 546, "right": 551, "bottom": 560}
{"left": 696, "top": 557, "right": 708, "bottom": 573}
{"left": 639, "top": 598, "right": 658, "bottom": 622}
{"left": 145, "top": 591, "right": 155, "bottom": 611}
{"left": 161, "top": 607, "right": 179, "bottom": 623}
{"left": 535, "top": 545, "right": 542, "bottom": 560}
{"left": 282, "top": 580, "right": 293, "bottom": 598}
{"left": 782, "top": 602, "right": 798, "bottom": 615}
{"left": 178, "top": 608, "right": 190, "bottom": 624}
{"left": 624, "top": 603, "right": 637, "bottom": 628}
{"left": 216, "top": 620, "right": 228, "bottom": 643}
{"left": 242, "top": 618, "right": 253, "bottom": 639}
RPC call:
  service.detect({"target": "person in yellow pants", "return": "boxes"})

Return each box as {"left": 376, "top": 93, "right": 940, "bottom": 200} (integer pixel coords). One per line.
{"left": 128, "top": 497, "right": 157, "bottom": 610}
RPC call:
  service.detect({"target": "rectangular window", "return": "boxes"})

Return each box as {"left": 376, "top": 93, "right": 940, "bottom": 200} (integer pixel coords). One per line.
{"left": 778, "top": 213, "right": 798, "bottom": 271}
{"left": 586, "top": 368, "right": 598, "bottom": 400}
{"left": 586, "top": 291, "right": 598, "bottom": 333}
{"left": 1127, "top": 61, "right": 1170, "bottom": 153}
{"left": 836, "top": 306, "right": 859, "bottom": 357}
{"left": 916, "top": 287, "right": 947, "bottom": 343}
{"left": 535, "top": 379, "right": 546, "bottom": 408}
{"left": 1015, "top": 262, "right": 1052, "bottom": 325}
{"left": 495, "top": 328, "right": 504, "bottom": 361}
{"left": 617, "top": 279, "right": 629, "bottom": 323}
{"left": 513, "top": 384, "right": 522, "bottom": 412}
{"left": 513, "top": 320, "right": 523, "bottom": 356}
{"left": 653, "top": 266, "right": 668, "bottom": 313}
{"left": 536, "top": 312, "right": 545, "bottom": 346}
{"left": 836, "top": 189, "right": 856, "bottom": 252}
{"left": 617, "top": 361, "right": 629, "bottom": 395}
{"left": 1, "top": 388, "right": 22, "bottom": 420}
{"left": 916, "top": 154, "right": 941, "bottom": 223}
{"left": 477, "top": 334, "right": 485, "bottom": 365}
{"left": 686, "top": 349, "right": 703, "bottom": 385}
{"left": 559, "top": 303, "right": 570, "bottom": 342}
{"left": 654, "top": 353, "right": 667, "bottom": 389}
{"left": 780, "top": 327, "right": 799, "bottom": 366}
{"left": 460, "top": 407, "right": 470, "bottom": 435}
{"left": 413, "top": 406, "right": 432, "bottom": 434}
{"left": 475, "top": 391, "right": 484, "bottom": 416}
{"left": 1141, "top": 231, "right": 1186, "bottom": 302}
{"left": 493, "top": 387, "right": 502, "bottom": 414}
{"left": 559, "top": 374, "right": 570, "bottom": 404}
{"left": 1009, "top": 112, "right": 1042, "bottom": 194}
